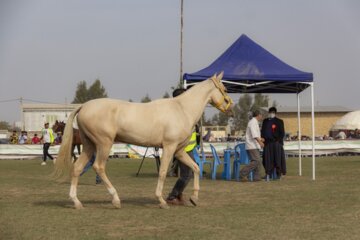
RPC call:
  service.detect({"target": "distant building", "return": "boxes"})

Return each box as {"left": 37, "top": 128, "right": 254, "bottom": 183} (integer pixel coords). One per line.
{"left": 270, "top": 106, "right": 353, "bottom": 138}
{"left": 22, "top": 103, "right": 81, "bottom": 131}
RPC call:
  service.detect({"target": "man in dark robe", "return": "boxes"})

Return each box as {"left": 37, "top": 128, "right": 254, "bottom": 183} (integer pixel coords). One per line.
{"left": 261, "top": 107, "right": 286, "bottom": 178}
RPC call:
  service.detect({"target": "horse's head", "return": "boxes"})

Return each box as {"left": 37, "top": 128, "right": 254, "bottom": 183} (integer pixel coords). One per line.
{"left": 209, "top": 72, "right": 234, "bottom": 115}
{"left": 53, "top": 121, "right": 66, "bottom": 134}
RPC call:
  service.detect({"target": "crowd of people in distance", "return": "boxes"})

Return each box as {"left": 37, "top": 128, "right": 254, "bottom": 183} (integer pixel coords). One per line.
{"left": 8, "top": 129, "right": 63, "bottom": 145}
{"left": 203, "top": 128, "right": 360, "bottom": 143}
{"left": 334, "top": 129, "right": 360, "bottom": 140}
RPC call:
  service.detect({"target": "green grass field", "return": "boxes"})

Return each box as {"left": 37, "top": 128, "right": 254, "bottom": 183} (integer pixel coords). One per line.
{"left": 1, "top": 156, "right": 360, "bottom": 240}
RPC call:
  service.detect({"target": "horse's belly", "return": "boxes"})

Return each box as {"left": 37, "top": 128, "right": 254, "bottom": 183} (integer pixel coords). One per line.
{"left": 115, "top": 122, "right": 164, "bottom": 147}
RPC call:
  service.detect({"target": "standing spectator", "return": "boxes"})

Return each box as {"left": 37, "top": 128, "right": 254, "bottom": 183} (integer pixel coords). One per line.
{"left": 55, "top": 132, "right": 62, "bottom": 144}
{"left": 239, "top": 109, "right": 264, "bottom": 182}
{"left": 40, "top": 122, "right": 55, "bottom": 165}
{"left": 226, "top": 133, "right": 232, "bottom": 142}
{"left": 261, "top": 107, "right": 286, "bottom": 179}
{"left": 9, "top": 130, "right": 18, "bottom": 144}
{"left": 18, "top": 131, "right": 28, "bottom": 144}
{"left": 31, "top": 133, "right": 41, "bottom": 144}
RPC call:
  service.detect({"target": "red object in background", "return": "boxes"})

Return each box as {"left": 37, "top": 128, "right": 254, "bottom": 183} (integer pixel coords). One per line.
{"left": 31, "top": 136, "right": 40, "bottom": 144}
{"left": 272, "top": 124, "right": 276, "bottom": 133}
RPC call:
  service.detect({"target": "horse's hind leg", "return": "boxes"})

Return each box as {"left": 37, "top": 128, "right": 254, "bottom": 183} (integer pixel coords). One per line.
{"left": 92, "top": 143, "right": 121, "bottom": 208}
{"left": 69, "top": 147, "right": 93, "bottom": 209}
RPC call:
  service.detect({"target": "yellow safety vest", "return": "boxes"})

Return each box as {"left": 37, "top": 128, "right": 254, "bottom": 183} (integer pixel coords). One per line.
{"left": 184, "top": 131, "right": 197, "bottom": 152}
{"left": 49, "top": 129, "right": 54, "bottom": 143}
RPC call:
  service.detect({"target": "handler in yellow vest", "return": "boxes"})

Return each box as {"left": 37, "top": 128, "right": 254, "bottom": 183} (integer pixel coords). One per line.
{"left": 166, "top": 89, "right": 200, "bottom": 205}
{"left": 40, "top": 122, "right": 55, "bottom": 165}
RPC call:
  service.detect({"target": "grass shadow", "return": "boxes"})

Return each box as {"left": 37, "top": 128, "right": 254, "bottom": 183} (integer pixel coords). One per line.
{"left": 33, "top": 200, "right": 74, "bottom": 208}
{"left": 121, "top": 197, "right": 158, "bottom": 206}
{"left": 33, "top": 197, "right": 158, "bottom": 209}
{"left": 132, "top": 173, "right": 159, "bottom": 178}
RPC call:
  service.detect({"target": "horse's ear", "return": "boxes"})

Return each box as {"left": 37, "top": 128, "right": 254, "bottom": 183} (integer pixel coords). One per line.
{"left": 217, "top": 71, "right": 224, "bottom": 81}
{"left": 211, "top": 73, "right": 217, "bottom": 80}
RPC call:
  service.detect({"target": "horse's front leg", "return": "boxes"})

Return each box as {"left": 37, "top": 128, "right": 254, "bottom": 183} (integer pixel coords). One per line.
{"left": 155, "top": 145, "right": 176, "bottom": 209}
{"left": 176, "top": 151, "right": 200, "bottom": 206}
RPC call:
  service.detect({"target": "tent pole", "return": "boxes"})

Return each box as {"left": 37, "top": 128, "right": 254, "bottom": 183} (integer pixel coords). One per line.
{"left": 179, "top": 0, "right": 184, "bottom": 86}
{"left": 310, "top": 83, "right": 316, "bottom": 180}
{"left": 297, "top": 93, "right": 302, "bottom": 176}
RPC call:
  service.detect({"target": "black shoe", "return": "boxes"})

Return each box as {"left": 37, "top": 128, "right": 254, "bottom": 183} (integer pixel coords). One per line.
{"left": 166, "top": 196, "right": 185, "bottom": 206}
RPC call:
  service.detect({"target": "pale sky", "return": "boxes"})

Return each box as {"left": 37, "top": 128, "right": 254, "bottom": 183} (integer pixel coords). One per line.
{"left": 1, "top": 0, "right": 359, "bottom": 123}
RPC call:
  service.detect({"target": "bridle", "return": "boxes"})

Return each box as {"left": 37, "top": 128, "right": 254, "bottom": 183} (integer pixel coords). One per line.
{"left": 210, "top": 76, "right": 233, "bottom": 113}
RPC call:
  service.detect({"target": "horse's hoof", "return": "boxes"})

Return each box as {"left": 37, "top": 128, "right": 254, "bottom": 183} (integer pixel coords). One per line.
{"left": 189, "top": 196, "right": 198, "bottom": 207}
{"left": 74, "top": 203, "right": 84, "bottom": 210}
{"left": 159, "top": 203, "right": 170, "bottom": 209}
{"left": 112, "top": 200, "right": 121, "bottom": 209}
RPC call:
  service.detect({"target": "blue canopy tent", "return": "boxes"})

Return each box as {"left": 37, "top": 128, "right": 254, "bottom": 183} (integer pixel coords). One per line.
{"left": 183, "top": 34, "right": 316, "bottom": 179}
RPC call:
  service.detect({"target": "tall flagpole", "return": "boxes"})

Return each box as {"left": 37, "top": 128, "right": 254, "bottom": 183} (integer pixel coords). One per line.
{"left": 180, "top": 0, "right": 184, "bottom": 87}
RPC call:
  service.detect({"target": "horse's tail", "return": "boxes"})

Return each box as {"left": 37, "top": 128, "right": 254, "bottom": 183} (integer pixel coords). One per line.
{"left": 52, "top": 105, "right": 82, "bottom": 180}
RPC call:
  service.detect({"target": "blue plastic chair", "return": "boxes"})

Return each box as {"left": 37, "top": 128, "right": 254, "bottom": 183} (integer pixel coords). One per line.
{"left": 209, "top": 144, "right": 223, "bottom": 180}
{"left": 232, "top": 143, "right": 253, "bottom": 181}
{"left": 222, "top": 149, "right": 232, "bottom": 180}
{"left": 192, "top": 147, "right": 212, "bottom": 179}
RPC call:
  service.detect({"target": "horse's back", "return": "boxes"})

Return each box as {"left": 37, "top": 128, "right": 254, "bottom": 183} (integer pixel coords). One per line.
{"left": 79, "top": 98, "right": 181, "bottom": 126}
{"left": 76, "top": 98, "right": 191, "bottom": 146}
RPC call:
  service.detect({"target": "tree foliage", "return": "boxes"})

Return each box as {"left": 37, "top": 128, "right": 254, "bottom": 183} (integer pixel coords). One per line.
{"left": 163, "top": 92, "right": 170, "bottom": 98}
{"left": 88, "top": 79, "right": 108, "bottom": 100}
{"left": 233, "top": 93, "right": 253, "bottom": 131}
{"left": 141, "top": 94, "right": 152, "bottom": 103}
{"left": 72, "top": 79, "right": 108, "bottom": 104}
{"left": 252, "top": 93, "right": 269, "bottom": 111}
{"left": 0, "top": 121, "right": 11, "bottom": 130}
{"left": 230, "top": 93, "right": 269, "bottom": 131}
{"left": 211, "top": 111, "right": 230, "bottom": 126}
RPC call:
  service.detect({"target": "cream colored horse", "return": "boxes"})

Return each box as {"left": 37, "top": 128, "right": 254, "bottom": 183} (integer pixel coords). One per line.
{"left": 54, "top": 72, "right": 233, "bottom": 209}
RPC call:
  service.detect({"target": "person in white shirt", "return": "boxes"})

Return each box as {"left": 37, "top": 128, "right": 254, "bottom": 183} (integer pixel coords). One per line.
{"left": 18, "top": 131, "right": 28, "bottom": 144}
{"left": 240, "top": 110, "right": 264, "bottom": 181}
{"left": 40, "top": 122, "right": 55, "bottom": 165}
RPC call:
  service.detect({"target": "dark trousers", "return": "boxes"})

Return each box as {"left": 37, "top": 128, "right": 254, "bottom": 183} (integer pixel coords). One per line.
{"left": 262, "top": 141, "right": 286, "bottom": 175}
{"left": 169, "top": 158, "right": 179, "bottom": 176}
{"left": 168, "top": 151, "right": 195, "bottom": 199}
{"left": 43, "top": 143, "right": 54, "bottom": 161}
{"left": 81, "top": 154, "right": 102, "bottom": 183}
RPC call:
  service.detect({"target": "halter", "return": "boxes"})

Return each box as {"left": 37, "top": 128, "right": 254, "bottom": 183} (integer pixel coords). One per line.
{"left": 210, "top": 76, "right": 233, "bottom": 113}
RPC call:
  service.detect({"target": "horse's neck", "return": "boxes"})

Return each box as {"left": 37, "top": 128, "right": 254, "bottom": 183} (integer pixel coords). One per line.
{"left": 177, "top": 80, "right": 214, "bottom": 125}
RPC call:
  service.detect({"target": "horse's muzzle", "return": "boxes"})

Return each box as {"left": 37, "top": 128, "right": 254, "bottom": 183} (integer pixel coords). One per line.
{"left": 226, "top": 108, "right": 235, "bottom": 117}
